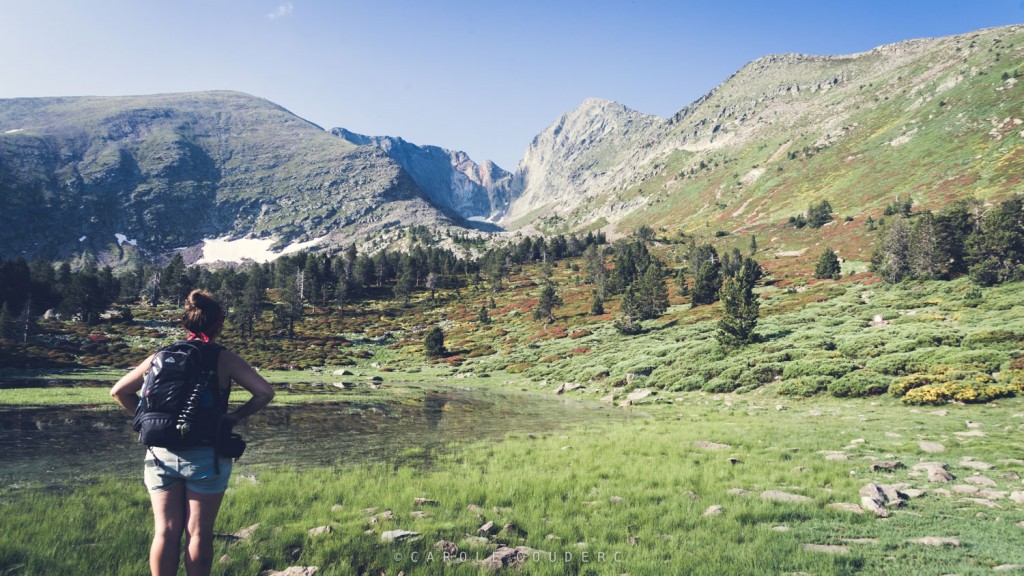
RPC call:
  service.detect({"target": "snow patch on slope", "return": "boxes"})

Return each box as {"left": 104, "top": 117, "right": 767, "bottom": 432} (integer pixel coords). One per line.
{"left": 196, "top": 236, "right": 324, "bottom": 265}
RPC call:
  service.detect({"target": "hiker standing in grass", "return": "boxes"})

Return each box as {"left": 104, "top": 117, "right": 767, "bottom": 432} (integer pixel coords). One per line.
{"left": 111, "top": 289, "right": 275, "bottom": 576}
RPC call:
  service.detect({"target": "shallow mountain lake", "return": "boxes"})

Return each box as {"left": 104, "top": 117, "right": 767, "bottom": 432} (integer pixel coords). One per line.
{"left": 0, "top": 380, "right": 621, "bottom": 489}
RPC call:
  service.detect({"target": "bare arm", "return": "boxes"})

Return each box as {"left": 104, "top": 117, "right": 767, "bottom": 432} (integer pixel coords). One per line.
{"left": 222, "top": 350, "right": 275, "bottom": 422}
{"left": 110, "top": 355, "right": 154, "bottom": 415}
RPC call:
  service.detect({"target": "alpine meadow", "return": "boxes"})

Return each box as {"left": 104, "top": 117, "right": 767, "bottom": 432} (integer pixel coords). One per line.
{"left": 3, "top": 20, "right": 1024, "bottom": 576}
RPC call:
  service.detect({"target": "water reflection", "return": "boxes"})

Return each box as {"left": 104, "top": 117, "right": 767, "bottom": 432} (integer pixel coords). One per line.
{"left": 0, "top": 384, "right": 619, "bottom": 488}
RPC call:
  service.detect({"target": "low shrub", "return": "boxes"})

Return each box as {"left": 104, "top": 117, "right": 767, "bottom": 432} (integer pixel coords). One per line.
{"left": 670, "top": 375, "right": 705, "bottom": 391}
{"left": 828, "top": 370, "right": 891, "bottom": 397}
{"left": 776, "top": 376, "right": 830, "bottom": 397}
{"left": 736, "top": 363, "right": 785, "bottom": 388}
{"left": 781, "top": 354, "right": 857, "bottom": 379}
{"left": 702, "top": 377, "right": 743, "bottom": 393}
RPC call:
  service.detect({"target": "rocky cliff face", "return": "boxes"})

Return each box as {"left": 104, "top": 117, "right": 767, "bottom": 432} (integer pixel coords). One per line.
{"left": 0, "top": 92, "right": 454, "bottom": 265}
{"left": 501, "top": 98, "right": 667, "bottom": 230}
{"left": 332, "top": 128, "right": 512, "bottom": 221}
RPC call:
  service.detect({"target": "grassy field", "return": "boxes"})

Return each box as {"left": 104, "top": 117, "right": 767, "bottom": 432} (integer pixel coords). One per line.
{"left": 2, "top": 391, "right": 1023, "bottom": 575}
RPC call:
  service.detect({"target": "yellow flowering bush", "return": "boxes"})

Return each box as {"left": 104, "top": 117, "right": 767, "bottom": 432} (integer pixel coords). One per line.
{"left": 902, "top": 381, "right": 1014, "bottom": 405}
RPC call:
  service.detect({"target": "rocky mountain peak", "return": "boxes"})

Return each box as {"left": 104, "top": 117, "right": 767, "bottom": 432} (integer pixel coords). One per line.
{"left": 332, "top": 129, "right": 511, "bottom": 222}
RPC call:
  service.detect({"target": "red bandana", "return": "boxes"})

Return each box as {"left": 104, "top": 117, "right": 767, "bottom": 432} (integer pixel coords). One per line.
{"left": 187, "top": 331, "right": 210, "bottom": 342}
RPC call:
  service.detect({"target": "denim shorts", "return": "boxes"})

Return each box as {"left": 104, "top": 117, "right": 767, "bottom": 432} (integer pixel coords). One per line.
{"left": 144, "top": 446, "right": 233, "bottom": 494}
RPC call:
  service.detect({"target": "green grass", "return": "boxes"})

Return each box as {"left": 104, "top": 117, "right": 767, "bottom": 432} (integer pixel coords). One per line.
{"left": 3, "top": 393, "right": 1024, "bottom": 575}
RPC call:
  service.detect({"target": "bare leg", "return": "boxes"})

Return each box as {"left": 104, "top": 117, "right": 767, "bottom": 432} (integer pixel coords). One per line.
{"left": 150, "top": 485, "right": 187, "bottom": 576}
{"left": 183, "top": 489, "right": 225, "bottom": 576}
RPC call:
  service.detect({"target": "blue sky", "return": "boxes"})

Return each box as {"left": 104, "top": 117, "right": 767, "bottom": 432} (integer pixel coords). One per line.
{"left": 1, "top": 1, "right": 1021, "bottom": 168}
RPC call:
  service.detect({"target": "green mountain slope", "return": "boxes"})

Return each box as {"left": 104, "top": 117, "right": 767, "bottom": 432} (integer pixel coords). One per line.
{"left": 510, "top": 25, "right": 1024, "bottom": 262}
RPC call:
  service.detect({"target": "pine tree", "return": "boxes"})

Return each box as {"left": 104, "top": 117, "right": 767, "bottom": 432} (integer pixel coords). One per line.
{"left": 814, "top": 248, "right": 841, "bottom": 280}
{"left": 806, "top": 200, "right": 834, "bottom": 228}
{"left": 675, "top": 268, "right": 689, "bottom": 297}
{"left": 871, "top": 216, "right": 911, "bottom": 283}
{"left": 424, "top": 326, "right": 446, "bottom": 358}
{"left": 533, "top": 283, "right": 562, "bottom": 322}
{"left": 690, "top": 244, "right": 722, "bottom": 307}
{"left": 749, "top": 234, "right": 758, "bottom": 255}
{"left": 717, "top": 256, "right": 762, "bottom": 347}
{"left": 630, "top": 262, "right": 669, "bottom": 320}
{"left": 478, "top": 303, "right": 490, "bottom": 324}
{"left": 394, "top": 267, "right": 415, "bottom": 305}
{"left": 0, "top": 302, "right": 13, "bottom": 340}
{"left": 590, "top": 290, "right": 605, "bottom": 316}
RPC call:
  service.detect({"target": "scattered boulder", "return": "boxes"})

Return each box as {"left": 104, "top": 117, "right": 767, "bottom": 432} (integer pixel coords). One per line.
{"left": 478, "top": 521, "right": 498, "bottom": 536}
{"left": 307, "top": 526, "right": 331, "bottom": 536}
{"left": 953, "top": 484, "right": 980, "bottom": 494}
{"left": 683, "top": 491, "right": 700, "bottom": 501}
{"left": 703, "top": 505, "right": 724, "bottom": 517}
{"left": 332, "top": 369, "right": 354, "bottom": 376}
{"left": 627, "top": 535, "right": 640, "bottom": 546}
{"left": 919, "top": 442, "right": 945, "bottom": 453}
{"left": 1010, "top": 491, "right": 1024, "bottom": 504}
{"left": 965, "top": 475, "right": 997, "bottom": 487}
{"left": 993, "top": 565, "right": 1024, "bottom": 572}
{"left": 727, "top": 488, "right": 752, "bottom": 496}
{"left": 694, "top": 441, "right": 732, "bottom": 450}
{"left": 381, "top": 530, "right": 420, "bottom": 543}
{"left": 260, "top": 568, "right": 318, "bottom": 576}
{"left": 216, "top": 523, "right": 260, "bottom": 542}
{"left": 859, "top": 484, "right": 888, "bottom": 502}
{"left": 435, "top": 540, "right": 459, "bottom": 556}
{"left": 626, "top": 389, "right": 652, "bottom": 402}
{"left": 826, "top": 503, "right": 864, "bottom": 514}
{"left": 964, "top": 498, "right": 1001, "bottom": 509}
{"left": 414, "top": 498, "right": 440, "bottom": 507}
{"left": 728, "top": 458, "right": 743, "bottom": 465}
{"left": 802, "top": 544, "right": 849, "bottom": 554}
{"left": 955, "top": 430, "right": 986, "bottom": 438}
{"left": 554, "top": 382, "right": 582, "bottom": 395}
{"left": 860, "top": 497, "right": 889, "bottom": 518}
{"left": 903, "top": 489, "right": 927, "bottom": 499}
{"left": 909, "top": 537, "right": 960, "bottom": 547}
{"left": 479, "top": 546, "right": 535, "bottom": 570}
{"left": 609, "top": 496, "right": 624, "bottom": 504}
{"left": 960, "top": 459, "right": 995, "bottom": 471}
{"left": 600, "top": 394, "right": 614, "bottom": 404}
{"left": 760, "top": 490, "right": 812, "bottom": 503}
{"left": 411, "top": 511, "right": 432, "bottom": 519}
{"left": 500, "top": 523, "right": 528, "bottom": 538}
{"left": 870, "top": 461, "right": 905, "bottom": 473}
